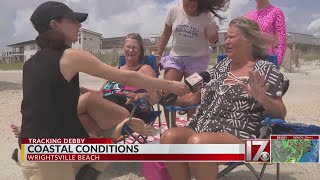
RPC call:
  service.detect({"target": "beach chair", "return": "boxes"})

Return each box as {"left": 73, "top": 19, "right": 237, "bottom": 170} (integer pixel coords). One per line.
{"left": 116, "top": 55, "right": 162, "bottom": 144}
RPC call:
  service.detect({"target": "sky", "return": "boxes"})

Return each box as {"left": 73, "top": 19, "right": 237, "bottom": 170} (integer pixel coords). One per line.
{"left": 0, "top": 0, "right": 320, "bottom": 52}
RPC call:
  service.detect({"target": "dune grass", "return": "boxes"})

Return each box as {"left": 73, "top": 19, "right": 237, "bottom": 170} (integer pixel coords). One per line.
{"left": 0, "top": 62, "right": 24, "bottom": 70}
{"left": 300, "top": 52, "right": 320, "bottom": 61}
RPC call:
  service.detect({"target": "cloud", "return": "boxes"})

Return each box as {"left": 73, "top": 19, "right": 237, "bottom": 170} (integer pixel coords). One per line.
{"left": 311, "top": 14, "right": 320, "bottom": 18}
{"left": 217, "top": 0, "right": 250, "bottom": 29}
{"left": 307, "top": 18, "right": 320, "bottom": 32}
{"left": 13, "top": 9, "right": 36, "bottom": 37}
{"left": 1, "top": 0, "right": 319, "bottom": 52}
{"left": 81, "top": 0, "right": 168, "bottom": 38}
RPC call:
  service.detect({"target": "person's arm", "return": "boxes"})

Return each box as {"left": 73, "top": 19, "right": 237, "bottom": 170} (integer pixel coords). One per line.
{"left": 125, "top": 65, "right": 161, "bottom": 105}
{"left": 125, "top": 92, "right": 160, "bottom": 106}
{"left": 205, "top": 14, "right": 219, "bottom": 44}
{"left": 174, "top": 91, "right": 201, "bottom": 107}
{"left": 256, "top": 95, "right": 286, "bottom": 119}
{"left": 60, "top": 49, "right": 189, "bottom": 96}
{"left": 239, "top": 71, "right": 286, "bottom": 119}
{"left": 156, "top": 23, "right": 172, "bottom": 66}
{"left": 139, "top": 65, "right": 161, "bottom": 104}
{"left": 156, "top": 6, "right": 174, "bottom": 66}
{"left": 274, "top": 9, "right": 287, "bottom": 65}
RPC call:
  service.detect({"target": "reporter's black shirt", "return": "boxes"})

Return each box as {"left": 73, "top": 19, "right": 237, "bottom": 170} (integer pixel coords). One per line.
{"left": 19, "top": 47, "right": 89, "bottom": 145}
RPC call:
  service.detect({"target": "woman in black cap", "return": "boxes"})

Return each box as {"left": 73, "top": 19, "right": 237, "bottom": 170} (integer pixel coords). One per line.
{"left": 18, "top": 1, "right": 189, "bottom": 180}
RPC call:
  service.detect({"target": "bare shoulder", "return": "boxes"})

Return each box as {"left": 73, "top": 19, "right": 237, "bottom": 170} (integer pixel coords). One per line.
{"left": 62, "top": 48, "right": 84, "bottom": 58}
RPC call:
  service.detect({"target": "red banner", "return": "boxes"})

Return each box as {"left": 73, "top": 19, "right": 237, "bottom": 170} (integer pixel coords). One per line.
{"left": 270, "top": 135, "right": 319, "bottom": 140}
{"left": 26, "top": 154, "right": 244, "bottom": 162}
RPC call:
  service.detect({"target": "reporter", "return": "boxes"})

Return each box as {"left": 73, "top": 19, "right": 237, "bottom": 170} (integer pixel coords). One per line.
{"left": 18, "top": 1, "right": 189, "bottom": 180}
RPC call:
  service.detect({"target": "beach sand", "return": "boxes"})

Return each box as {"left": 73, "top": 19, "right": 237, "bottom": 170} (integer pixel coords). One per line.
{"left": 0, "top": 65, "right": 319, "bottom": 180}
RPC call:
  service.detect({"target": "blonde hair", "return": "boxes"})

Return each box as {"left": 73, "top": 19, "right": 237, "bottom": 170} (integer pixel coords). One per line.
{"left": 229, "top": 17, "right": 269, "bottom": 60}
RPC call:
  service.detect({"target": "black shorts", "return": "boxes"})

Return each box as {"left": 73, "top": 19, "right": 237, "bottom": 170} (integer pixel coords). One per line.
{"left": 103, "top": 94, "right": 150, "bottom": 123}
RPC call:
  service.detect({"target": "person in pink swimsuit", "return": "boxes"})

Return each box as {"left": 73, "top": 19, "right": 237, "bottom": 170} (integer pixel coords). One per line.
{"left": 245, "top": 0, "right": 286, "bottom": 66}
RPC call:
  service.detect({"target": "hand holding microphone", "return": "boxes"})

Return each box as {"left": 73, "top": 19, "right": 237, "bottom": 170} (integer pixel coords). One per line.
{"left": 160, "top": 71, "right": 210, "bottom": 106}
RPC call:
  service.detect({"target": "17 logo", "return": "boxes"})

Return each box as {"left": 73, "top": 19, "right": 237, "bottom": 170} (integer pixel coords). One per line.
{"left": 245, "top": 140, "right": 270, "bottom": 162}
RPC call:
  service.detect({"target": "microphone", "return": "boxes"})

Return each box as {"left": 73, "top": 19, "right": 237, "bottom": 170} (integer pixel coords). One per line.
{"left": 185, "top": 71, "right": 210, "bottom": 93}
{"left": 160, "top": 71, "right": 210, "bottom": 106}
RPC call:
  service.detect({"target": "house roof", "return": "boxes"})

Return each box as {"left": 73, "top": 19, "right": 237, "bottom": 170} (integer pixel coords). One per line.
{"left": 217, "top": 31, "right": 320, "bottom": 46}
{"left": 101, "top": 36, "right": 155, "bottom": 49}
{"left": 7, "top": 40, "right": 36, "bottom": 47}
{"left": 101, "top": 36, "right": 125, "bottom": 49}
{"left": 286, "top": 32, "right": 320, "bottom": 45}
{"left": 80, "top": 28, "right": 102, "bottom": 36}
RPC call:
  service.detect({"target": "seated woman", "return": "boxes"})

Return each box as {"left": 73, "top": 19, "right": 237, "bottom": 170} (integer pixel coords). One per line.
{"left": 11, "top": 33, "right": 160, "bottom": 139}
{"left": 160, "top": 17, "right": 287, "bottom": 180}
{"left": 77, "top": 32, "right": 160, "bottom": 137}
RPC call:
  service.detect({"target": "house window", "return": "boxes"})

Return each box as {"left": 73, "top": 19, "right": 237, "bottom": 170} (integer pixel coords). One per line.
{"left": 84, "top": 38, "right": 87, "bottom": 40}
{"left": 78, "top": 33, "right": 81, "bottom": 44}
{"left": 90, "top": 38, "right": 93, "bottom": 40}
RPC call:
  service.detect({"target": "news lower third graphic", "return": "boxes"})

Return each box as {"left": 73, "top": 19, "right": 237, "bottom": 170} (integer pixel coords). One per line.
{"left": 271, "top": 135, "right": 319, "bottom": 163}
{"left": 20, "top": 138, "right": 245, "bottom": 162}
{"left": 20, "top": 137, "right": 320, "bottom": 163}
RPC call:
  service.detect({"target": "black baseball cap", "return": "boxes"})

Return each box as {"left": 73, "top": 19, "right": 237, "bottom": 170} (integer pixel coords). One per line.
{"left": 30, "top": 1, "right": 88, "bottom": 33}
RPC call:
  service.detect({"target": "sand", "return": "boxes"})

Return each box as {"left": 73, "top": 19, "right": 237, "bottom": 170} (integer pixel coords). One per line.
{"left": 0, "top": 65, "right": 320, "bottom": 180}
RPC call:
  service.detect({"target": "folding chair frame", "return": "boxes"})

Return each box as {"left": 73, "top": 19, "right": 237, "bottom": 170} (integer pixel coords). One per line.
{"left": 217, "top": 123, "right": 280, "bottom": 180}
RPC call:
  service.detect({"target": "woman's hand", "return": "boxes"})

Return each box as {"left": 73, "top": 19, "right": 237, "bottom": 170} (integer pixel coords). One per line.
{"left": 239, "top": 70, "right": 269, "bottom": 103}
{"left": 167, "top": 81, "right": 190, "bottom": 97}
{"left": 240, "top": 70, "right": 287, "bottom": 119}
{"left": 125, "top": 92, "right": 149, "bottom": 105}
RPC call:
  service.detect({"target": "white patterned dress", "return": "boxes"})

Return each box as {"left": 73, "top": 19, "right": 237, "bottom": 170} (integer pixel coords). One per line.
{"left": 188, "top": 58, "right": 285, "bottom": 139}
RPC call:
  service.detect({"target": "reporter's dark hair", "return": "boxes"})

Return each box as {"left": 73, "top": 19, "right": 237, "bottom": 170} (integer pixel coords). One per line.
{"left": 35, "top": 17, "right": 67, "bottom": 49}
{"left": 193, "top": 0, "right": 230, "bottom": 20}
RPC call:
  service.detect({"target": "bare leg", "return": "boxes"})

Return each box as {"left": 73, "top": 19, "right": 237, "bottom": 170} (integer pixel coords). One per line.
{"left": 77, "top": 92, "right": 130, "bottom": 130}
{"left": 187, "top": 133, "right": 243, "bottom": 180}
{"left": 78, "top": 113, "right": 103, "bottom": 137}
{"left": 163, "top": 69, "right": 183, "bottom": 128}
{"left": 160, "top": 127, "right": 196, "bottom": 180}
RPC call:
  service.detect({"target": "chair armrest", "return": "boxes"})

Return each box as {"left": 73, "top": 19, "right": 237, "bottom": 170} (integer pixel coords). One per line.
{"left": 262, "top": 116, "right": 286, "bottom": 126}
{"left": 163, "top": 104, "right": 200, "bottom": 112}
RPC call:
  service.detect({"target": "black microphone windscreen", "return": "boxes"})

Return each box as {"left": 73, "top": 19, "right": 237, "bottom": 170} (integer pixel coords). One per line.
{"left": 199, "top": 71, "right": 210, "bottom": 83}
